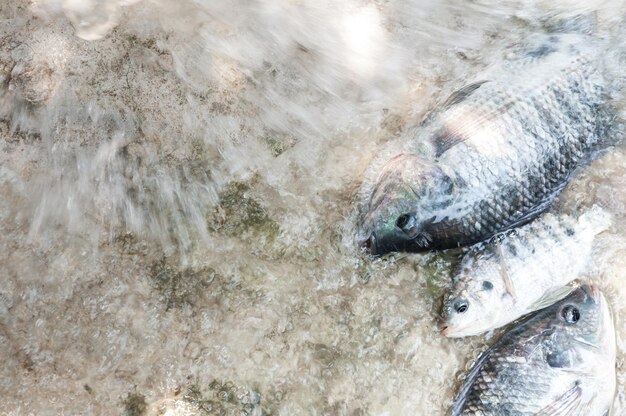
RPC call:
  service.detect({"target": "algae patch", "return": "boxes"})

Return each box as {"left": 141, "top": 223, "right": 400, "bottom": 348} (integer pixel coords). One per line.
{"left": 419, "top": 250, "right": 461, "bottom": 301}
{"left": 211, "top": 182, "right": 279, "bottom": 241}
{"left": 150, "top": 258, "right": 218, "bottom": 310}
{"left": 180, "top": 379, "right": 275, "bottom": 416}
{"left": 123, "top": 391, "right": 147, "bottom": 416}
{"left": 261, "top": 131, "right": 296, "bottom": 157}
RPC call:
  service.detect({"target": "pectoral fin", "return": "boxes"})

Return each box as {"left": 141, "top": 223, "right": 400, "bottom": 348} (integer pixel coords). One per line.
{"left": 529, "top": 284, "right": 577, "bottom": 312}
{"left": 441, "top": 81, "right": 490, "bottom": 108}
{"left": 536, "top": 382, "right": 584, "bottom": 415}
{"left": 495, "top": 241, "right": 517, "bottom": 304}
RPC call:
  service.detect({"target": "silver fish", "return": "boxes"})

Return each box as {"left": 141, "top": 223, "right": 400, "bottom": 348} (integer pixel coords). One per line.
{"left": 451, "top": 285, "right": 616, "bottom": 415}
{"left": 441, "top": 207, "right": 610, "bottom": 338}
{"left": 359, "top": 34, "right": 612, "bottom": 255}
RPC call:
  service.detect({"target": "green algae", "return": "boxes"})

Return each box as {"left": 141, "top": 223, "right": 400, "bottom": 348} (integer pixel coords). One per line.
{"left": 182, "top": 378, "right": 273, "bottom": 416}
{"left": 261, "top": 132, "right": 296, "bottom": 157}
{"left": 150, "top": 258, "right": 218, "bottom": 310}
{"left": 211, "top": 181, "right": 279, "bottom": 241}
{"left": 419, "top": 250, "right": 460, "bottom": 301}
{"left": 123, "top": 391, "right": 147, "bottom": 416}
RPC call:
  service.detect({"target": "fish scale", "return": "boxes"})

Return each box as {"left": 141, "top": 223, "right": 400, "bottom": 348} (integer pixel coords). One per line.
{"left": 358, "top": 34, "right": 614, "bottom": 255}
{"left": 433, "top": 63, "right": 599, "bottom": 240}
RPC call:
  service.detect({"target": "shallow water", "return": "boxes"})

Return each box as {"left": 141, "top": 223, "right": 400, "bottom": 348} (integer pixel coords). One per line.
{"left": 1, "top": 0, "right": 626, "bottom": 414}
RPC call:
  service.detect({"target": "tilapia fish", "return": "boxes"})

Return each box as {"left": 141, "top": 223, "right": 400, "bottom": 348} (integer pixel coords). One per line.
{"left": 359, "top": 34, "right": 611, "bottom": 255}
{"left": 451, "top": 285, "right": 616, "bottom": 416}
{"left": 441, "top": 207, "right": 610, "bottom": 338}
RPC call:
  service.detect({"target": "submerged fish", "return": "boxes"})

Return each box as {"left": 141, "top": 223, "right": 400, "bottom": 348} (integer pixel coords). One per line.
{"left": 359, "top": 34, "right": 612, "bottom": 255}
{"left": 441, "top": 207, "right": 610, "bottom": 338}
{"left": 451, "top": 285, "right": 616, "bottom": 415}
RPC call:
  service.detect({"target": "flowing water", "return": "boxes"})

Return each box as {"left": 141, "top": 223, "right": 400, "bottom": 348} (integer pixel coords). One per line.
{"left": 2, "top": 0, "right": 626, "bottom": 414}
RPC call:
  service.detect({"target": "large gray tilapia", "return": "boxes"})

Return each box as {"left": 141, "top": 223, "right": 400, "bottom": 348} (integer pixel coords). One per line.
{"left": 451, "top": 285, "right": 616, "bottom": 415}
{"left": 359, "top": 34, "right": 613, "bottom": 255}
{"left": 441, "top": 207, "right": 610, "bottom": 338}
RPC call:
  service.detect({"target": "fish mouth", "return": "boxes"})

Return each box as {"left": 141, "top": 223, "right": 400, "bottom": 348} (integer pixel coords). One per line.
{"left": 358, "top": 231, "right": 397, "bottom": 256}
{"left": 439, "top": 323, "right": 471, "bottom": 338}
{"left": 359, "top": 230, "right": 432, "bottom": 256}
{"left": 359, "top": 233, "right": 376, "bottom": 254}
{"left": 439, "top": 324, "right": 451, "bottom": 336}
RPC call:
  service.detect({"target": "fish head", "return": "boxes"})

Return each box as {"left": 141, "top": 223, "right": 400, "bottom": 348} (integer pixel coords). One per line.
{"left": 534, "top": 285, "right": 616, "bottom": 411}
{"left": 542, "top": 285, "right": 615, "bottom": 360}
{"left": 358, "top": 153, "right": 454, "bottom": 255}
{"left": 440, "top": 272, "right": 506, "bottom": 338}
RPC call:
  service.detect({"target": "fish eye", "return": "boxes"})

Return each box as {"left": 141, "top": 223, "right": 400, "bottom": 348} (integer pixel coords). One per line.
{"left": 560, "top": 305, "right": 580, "bottom": 324}
{"left": 396, "top": 214, "right": 411, "bottom": 229}
{"left": 454, "top": 299, "right": 469, "bottom": 314}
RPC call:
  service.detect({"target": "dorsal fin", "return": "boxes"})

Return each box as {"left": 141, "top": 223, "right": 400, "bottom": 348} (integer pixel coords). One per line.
{"left": 428, "top": 82, "right": 520, "bottom": 157}
{"left": 432, "top": 100, "right": 515, "bottom": 157}
{"left": 440, "top": 80, "right": 489, "bottom": 109}
{"left": 421, "top": 80, "right": 489, "bottom": 128}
